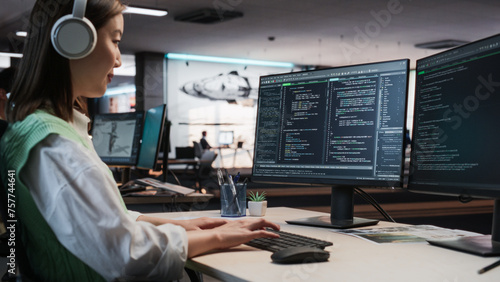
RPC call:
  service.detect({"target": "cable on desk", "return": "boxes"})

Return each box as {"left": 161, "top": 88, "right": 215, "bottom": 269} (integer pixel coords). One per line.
{"left": 168, "top": 169, "right": 182, "bottom": 186}
{"left": 354, "top": 188, "right": 396, "bottom": 223}
{"left": 171, "top": 196, "right": 178, "bottom": 212}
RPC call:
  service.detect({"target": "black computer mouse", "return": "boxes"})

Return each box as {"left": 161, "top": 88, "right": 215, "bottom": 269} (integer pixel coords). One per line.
{"left": 271, "top": 247, "right": 330, "bottom": 264}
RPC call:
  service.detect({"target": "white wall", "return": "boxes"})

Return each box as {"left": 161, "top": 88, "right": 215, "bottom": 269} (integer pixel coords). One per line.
{"left": 166, "top": 59, "right": 296, "bottom": 167}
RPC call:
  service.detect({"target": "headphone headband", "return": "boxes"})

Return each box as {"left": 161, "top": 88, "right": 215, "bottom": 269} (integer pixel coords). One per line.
{"left": 72, "top": 0, "right": 86, "bottom": 18}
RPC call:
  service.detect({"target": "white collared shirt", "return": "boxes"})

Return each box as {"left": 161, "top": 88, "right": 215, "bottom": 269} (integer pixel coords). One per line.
{"left": 22, "top": 110, "right": 188, "bottom": 281}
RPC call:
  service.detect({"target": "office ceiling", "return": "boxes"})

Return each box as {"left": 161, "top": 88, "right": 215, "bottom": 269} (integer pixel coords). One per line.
{"left": 2, "top": 0, "right": 500, "bottom": 69}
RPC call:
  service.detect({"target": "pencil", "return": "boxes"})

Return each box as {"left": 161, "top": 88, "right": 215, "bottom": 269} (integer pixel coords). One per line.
{"left": 478, "top": 259, "right": 500, "bottom": 274}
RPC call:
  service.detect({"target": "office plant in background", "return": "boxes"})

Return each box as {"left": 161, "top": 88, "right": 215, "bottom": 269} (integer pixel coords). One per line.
{"left": 247, "top": 191, "right": 267, "bottom": 216}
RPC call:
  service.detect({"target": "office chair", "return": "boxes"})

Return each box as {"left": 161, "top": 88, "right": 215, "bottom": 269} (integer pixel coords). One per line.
{"left": 192, "top": 141, "right": 203, "bottom": 159}
{"left": 198, "top": 151, "right": 217, "bottom": 178}
{"left": 195, "top": 150, "right": 218, "bottom": 193}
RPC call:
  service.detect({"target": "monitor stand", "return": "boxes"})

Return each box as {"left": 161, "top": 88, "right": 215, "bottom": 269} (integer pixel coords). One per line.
{"left": 120, "top": 167, "right": 131, "bottom": 187}
{"left": 427, "top": 199, "right": 500, "bottom": 257}
{"left": 286, "top": 186, "right": 379, "bottom": 229}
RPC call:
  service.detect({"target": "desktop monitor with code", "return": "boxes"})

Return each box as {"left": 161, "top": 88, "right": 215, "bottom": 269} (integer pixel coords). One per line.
{"left": 409, "top": 34, "right": 500, "bottom": 256}
{"left": 252, "top": 59, "right": 410, "bottom": 229}
{"left": 91, "top": 111, "right": 144, "bottom": 166}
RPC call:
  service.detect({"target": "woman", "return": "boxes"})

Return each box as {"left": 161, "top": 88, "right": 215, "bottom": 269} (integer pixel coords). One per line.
{"left": 1, "top": 0, "right": 279, "bottom": 281}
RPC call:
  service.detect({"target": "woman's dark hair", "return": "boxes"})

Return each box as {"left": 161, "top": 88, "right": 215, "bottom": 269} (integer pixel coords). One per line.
{"left": 0, "top": 67, "right": 16, "bottom": 93}
{"left": 7, "top": 0, "right": 125, "bottom": 122}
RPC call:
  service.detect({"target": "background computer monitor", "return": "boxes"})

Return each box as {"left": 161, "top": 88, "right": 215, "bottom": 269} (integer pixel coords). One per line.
{"left": 91, "top": 111, "right": 144, "bottom": 166}
{"left": 218, "top": 131, "right": 234, "bottom": 146}
{"left": 409, "top": 34, "right": 500, "bottom": 256}
{"left": 136, "top": 104, "right": 167, "bottom": 171}
{"left": 252, "top": 59, "right": 409, "bottom": 229}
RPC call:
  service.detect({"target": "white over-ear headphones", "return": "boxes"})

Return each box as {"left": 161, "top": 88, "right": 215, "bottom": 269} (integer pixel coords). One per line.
{"left": 51, "top": 0, "right": 96, "bottom": 60}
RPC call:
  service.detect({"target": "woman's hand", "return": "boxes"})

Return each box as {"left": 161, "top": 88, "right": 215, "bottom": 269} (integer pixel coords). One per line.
{"left": 137, "top": 215, "right": 281, "bottom": 257}
{"left": 209, "top": 218, "right": 280, "bottom": 249}
{"left": 136, "top": 215, "right": 228, "bottom": 231}
{"left": 186, "top": 218, "right": 280, "bottom": 258}
{"left": 175, "top": 217, "right": 229, "bottom": 231}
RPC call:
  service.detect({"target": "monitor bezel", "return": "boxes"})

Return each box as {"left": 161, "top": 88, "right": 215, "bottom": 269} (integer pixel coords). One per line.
{"left": 251, "top": 58, "right": 410, "bottom": 189}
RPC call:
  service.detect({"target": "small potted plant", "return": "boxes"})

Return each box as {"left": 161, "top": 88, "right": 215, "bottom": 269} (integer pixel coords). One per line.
{"left": 247, "top": 191, "right": 267, "bottom": 216}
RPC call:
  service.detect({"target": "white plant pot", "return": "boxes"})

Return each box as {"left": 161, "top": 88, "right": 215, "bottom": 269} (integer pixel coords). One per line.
{"left": 248, "top": 201, "right": 267, "bottom": 217}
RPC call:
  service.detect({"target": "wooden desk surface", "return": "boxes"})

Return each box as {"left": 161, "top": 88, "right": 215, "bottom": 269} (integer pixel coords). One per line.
{"left": 148, "top": 207, "right": 500, "bottom": 282}
{"left": 166, "top": 159, "right": 213, "bottom": 164}
{"left": 167, "top": 158, "right": 199, "bottom": 165}
{"left": 122, "top": 193, "right": 213, "bottom": 204}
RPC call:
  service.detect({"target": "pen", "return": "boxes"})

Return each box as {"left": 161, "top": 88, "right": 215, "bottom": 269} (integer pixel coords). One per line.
{"left": 228, "top": 175, "right": 241, "bottom": 216}
{"left": 478, "top": 259, "right": 500, "bottom": 274}
{"left": 233, "top": 172, "right": 241, "bottom": 183}
{"left": 217, "top": 169, "right": 224, "bottom": 186}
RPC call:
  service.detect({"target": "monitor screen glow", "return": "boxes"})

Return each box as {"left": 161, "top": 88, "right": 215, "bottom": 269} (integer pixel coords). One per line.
{"left": 91, "top": 112, "right": 144, "bottom": 166}
{"left": 136, "top": 105, "right": 167, "bottom": 170}
{"left": 218, "top": 131, "right": 234, "bottom": 146}
{"left": 253, "top": 59, "right": 409, "bottom": 187}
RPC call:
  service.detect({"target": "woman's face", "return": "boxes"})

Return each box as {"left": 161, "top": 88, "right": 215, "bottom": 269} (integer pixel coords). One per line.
{"left": 70, "top": 13, "right": 124, "bottom": 101}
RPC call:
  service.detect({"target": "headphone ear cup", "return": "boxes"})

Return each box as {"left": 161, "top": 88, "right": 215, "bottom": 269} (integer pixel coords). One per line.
{"left": 51, "top": 15, "right": 97, "bottom": 60}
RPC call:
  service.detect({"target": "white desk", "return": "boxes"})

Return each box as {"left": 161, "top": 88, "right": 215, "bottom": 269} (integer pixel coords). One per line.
{"left": 149, "top": 207, "right": 500, "bottom": 281}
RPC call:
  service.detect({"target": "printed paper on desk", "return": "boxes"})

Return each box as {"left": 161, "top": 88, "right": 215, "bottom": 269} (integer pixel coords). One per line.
{"left": 332, "top": 225, "right": 481, "bottom": 244}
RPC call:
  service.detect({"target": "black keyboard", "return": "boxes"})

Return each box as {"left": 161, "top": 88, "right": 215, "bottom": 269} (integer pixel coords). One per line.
{"left": 245, "top": 229, "right": 333, "bottom": 252}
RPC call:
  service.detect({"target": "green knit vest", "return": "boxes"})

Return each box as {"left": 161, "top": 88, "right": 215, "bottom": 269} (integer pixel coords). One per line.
{"left": 0, "top": 111, "right": 106, "bottom": 281}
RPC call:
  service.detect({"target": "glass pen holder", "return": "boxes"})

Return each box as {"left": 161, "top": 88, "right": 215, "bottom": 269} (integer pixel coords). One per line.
{"left": 220, "top": 183, "right": 247, "bottom": 217}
